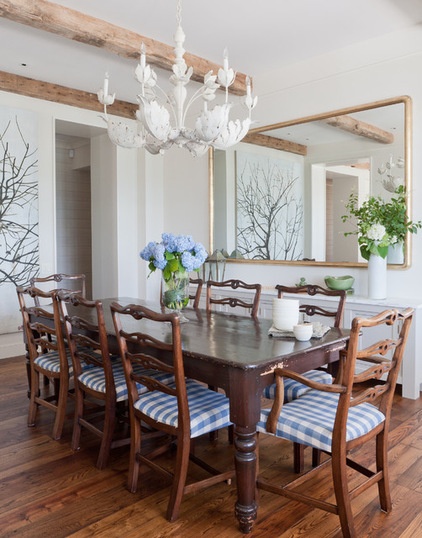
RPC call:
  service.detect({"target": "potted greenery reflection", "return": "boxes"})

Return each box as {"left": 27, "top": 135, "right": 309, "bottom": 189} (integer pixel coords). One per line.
{"left": 341, "top": 186, "right": 421, "bottom": 262}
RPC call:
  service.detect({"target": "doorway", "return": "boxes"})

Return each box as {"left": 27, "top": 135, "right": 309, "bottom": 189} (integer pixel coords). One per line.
{"left": 55, "top": 120, "right": 105, "bottom": 299}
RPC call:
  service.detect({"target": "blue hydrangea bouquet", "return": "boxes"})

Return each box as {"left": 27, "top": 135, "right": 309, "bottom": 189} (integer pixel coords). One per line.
{"left": 140, "top": 233, "right": 207, "bottom": 311}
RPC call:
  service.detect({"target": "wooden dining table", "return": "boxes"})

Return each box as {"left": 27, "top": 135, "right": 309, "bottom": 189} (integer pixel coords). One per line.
{"left": 94, "top": 297, "right": 351, "bottom": 534}
{"left": 24, "top": 295, "right": 350, "bottom": 533}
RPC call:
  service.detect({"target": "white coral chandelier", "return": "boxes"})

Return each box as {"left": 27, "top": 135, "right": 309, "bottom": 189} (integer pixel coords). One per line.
{"left": 97, "top": 0, "right": 257, "bottom": 157}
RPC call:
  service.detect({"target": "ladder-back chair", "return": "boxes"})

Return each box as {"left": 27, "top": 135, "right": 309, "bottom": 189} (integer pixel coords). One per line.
{"left": 206, "top": 279, "right": 262, "bottom": 317}
{"left": 111, "top": 301, "right": 234, "bottom": 522}
{"left": 257, "top": 308, "right": 413, "bottom": 538}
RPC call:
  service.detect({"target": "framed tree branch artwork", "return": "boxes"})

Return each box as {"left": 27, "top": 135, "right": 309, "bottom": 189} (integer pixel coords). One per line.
{"left": 0, "top": 105, "right": 38, "bottom": 334}
{"left": 235, "top": 148, "right": 304, "bottom": 260}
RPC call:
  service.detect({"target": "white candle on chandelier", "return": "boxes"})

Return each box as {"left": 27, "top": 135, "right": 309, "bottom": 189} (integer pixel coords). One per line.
{"left": 140, "top": 43, "right": 146, "bottom": 68}
{"left": 246, "top": 76, "right": 251, "bottom": 97}
{"left": 223, "top": 48, "right": 229, "bottom": 71}
{"left": 103, "top": 73, "right": 109, "bottom": 97}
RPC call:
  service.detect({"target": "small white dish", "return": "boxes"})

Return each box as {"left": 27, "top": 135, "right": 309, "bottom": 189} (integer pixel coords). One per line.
{"left": 293, "top": 323, "right": 313, "bottom": 341}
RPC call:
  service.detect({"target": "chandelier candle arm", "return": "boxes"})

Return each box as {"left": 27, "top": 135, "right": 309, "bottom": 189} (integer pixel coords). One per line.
{"left": 97, "top": 0, "right": 256, "bottom": 156}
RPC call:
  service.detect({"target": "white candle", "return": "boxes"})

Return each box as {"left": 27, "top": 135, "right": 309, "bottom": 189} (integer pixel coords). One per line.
{"left": 223, "top": 48, "right": 229, "bottom": 71}
{"left": 141, "top": 43, "right": 146, "bottom": 68}
{"left": 103, "top": 73, "right": 109, "bottom": 97}
{"left": 246, "top": 76, "right": 251, "bottom": 97}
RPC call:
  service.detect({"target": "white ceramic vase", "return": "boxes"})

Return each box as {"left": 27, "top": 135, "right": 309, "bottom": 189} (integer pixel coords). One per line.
{"left": 387, "top": 241, "right": 404, "bottom": 265}
{"left": 368, "top": 254, "right": 387, "bottom": 300}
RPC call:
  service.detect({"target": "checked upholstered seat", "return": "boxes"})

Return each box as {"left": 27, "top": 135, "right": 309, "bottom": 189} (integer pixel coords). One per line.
{"left": 258, "top": 389, "right": 386, "bottom": 452}
{"left": 133, "top": 378, "right": 231, "bottom": 437}
{"left": 78, "top": 362, "right": 174, "bottom": 402}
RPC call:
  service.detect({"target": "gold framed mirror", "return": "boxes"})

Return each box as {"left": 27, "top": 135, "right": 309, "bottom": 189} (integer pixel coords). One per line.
{"left": 209, "top": 95, "right": 412, "bottom": 268}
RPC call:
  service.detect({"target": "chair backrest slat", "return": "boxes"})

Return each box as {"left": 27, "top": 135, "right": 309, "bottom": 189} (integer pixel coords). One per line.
{"left": 110, "top": 302, "right": 188, "bottom": 431}
{"left": 347, "top": 308, "right": 413, "bottom": 414}
{"left": 58, "top": 291, "right": 112, "bottom": 379}
{"left": 275, "top": 284, "right": 346, "bottom": 327}
{"left": 189, "top": 277, "right": 203, "bottom": 309}
{"left": 30, "top": 273, "right": 86, "bottom": 305}
{"left": 206, "top": 279, "right": 261, "bottom": 317}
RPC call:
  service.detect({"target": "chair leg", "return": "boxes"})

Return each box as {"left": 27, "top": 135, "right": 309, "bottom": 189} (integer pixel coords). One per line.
{"left": 312, "top": 448, "right": 321, "bottom": 467}
{"left": 96, "top": 402, "right": 117, "bottom": 470}
{"left": 228, "top": 424, "right": 234, "bottom": 444}
{"left": 293, "top": 442, "right": 305, "bottom": 473}
{"left": 27, "top": 369, "right": 40, "bottom": 427}
{"left": 331, "top": 447, "right": 356, "bottom": 538}
{"left": 209, "top": 430, "right": 219, "bottom": 442}
{"left": 127, "top": 417, "right": 142, "bottom": 494}
{"left": 71, "top": 384, "right": 84, "bottom": 452}
{"left": 166, "top": 433, "right": 191, "bottom": 522}
{"left": 51, "top": 378, "right": 69, "bottom": 440}
{"left": 376, "top": 431, "right": 392, "bottom": 512}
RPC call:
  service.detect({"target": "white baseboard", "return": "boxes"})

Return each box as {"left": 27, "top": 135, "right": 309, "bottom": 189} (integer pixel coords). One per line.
{"left": 0, "top": 332, "right": 25, "bottom": 359}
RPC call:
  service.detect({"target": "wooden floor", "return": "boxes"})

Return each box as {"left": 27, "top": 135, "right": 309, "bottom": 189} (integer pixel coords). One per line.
{"left": 1, "top": 355, "right": 422, "bottom": 538}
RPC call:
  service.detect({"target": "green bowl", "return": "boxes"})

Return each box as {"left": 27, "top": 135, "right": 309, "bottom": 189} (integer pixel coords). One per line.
{"left": 324, "top": 275, "right": 355, "bottom": 291}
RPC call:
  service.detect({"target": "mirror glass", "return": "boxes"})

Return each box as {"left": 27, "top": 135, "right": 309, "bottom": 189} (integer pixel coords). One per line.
{"left": 210, "top": 96, "right": 412, "bottom": 267}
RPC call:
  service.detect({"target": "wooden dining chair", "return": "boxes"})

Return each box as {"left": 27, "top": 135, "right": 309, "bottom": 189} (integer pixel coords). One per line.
{"left": 30, "top": 273, "right": 87, "bottom": 304}
{"left": 265, "top": 284, "right": 347, "bottom": 472}
{"left": 16, "top": 286, "right": 91, "bottom": 440}
{"left": 189, "top": 277, "right": 203, "bottom": 309}
{"left": 206, "top": 279, "right": 262, "bottom": 317}
{"left": 59, "top": 291, "right": 175, "bottom": 469}
{"left": 257, "top": 308, "right": 414, "bottom": 538}
{"left": 110, "top": 301, "right": 234, "bottom": 522}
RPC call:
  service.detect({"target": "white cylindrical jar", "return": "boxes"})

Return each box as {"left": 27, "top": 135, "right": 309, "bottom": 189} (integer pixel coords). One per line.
{"left": 272, "top": 298, "right": 300, "bottom": 330}
{"left": 368, "top": 254, "right": 387, "bottom": 300}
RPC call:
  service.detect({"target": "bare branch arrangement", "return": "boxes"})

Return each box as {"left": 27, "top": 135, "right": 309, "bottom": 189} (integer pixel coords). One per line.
{"left": 236, "top": 158, "right": 303, "bottom": 260}
{"left": 0, "top": 117, "right": 39, "bottom": 287}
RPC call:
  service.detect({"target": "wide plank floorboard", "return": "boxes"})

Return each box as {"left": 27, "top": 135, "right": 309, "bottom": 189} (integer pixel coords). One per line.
{"left": 1, "top": 355, "right": 422, "bottom": 537}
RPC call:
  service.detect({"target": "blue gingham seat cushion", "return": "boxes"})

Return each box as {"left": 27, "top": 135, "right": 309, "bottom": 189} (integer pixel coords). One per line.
{"left": 78, "top": 363, "right": 175, "bottom": 402}
{"left": 34, "top": 347, "right": 95, "bottom": 375}
{"left": 257, "top": 389, "right": 385, "bottom": 453}
{"left": 262, "top": 369, "right": 333, "bottom": 401}
{"left": 133, "top": 379, "right": 232, "bottom": 438}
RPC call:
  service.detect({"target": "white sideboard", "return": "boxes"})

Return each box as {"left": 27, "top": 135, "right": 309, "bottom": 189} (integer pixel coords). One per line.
{"left": 258, "top": 291, "right": 422, "bottom": 400}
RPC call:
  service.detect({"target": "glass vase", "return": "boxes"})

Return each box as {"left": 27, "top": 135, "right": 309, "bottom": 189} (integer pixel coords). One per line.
{"left": 162, "top": 271, "right": 190, "bottom": 321}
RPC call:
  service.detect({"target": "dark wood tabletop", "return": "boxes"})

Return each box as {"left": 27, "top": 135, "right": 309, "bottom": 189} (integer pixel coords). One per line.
{"left": 96, "top": 297, "right": 351, "bottom": 534}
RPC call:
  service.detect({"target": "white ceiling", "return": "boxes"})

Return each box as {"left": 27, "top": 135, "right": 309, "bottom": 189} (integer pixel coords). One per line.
{"left": 1, "top": 0, "right": 422, "bottom": 105}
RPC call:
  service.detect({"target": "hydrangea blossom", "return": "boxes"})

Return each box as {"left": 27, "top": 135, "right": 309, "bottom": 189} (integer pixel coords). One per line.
{"left": 140, "top": 232, "right": 208, "bottom": 281}
{"left": 366, "top": 223, "right": 387, "bottom": 241}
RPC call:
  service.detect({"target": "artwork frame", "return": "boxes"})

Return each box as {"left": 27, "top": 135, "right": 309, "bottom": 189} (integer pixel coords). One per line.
{"left": 234, "top": 148, "right": 304, "bottom": 261}
{"left": 0, "top": 105, "right": 39, "bottom": 334}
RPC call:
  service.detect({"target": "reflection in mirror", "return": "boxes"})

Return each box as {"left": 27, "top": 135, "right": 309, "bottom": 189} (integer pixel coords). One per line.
{"left": 210, "top": 96, "right": 412, "bottom": 268}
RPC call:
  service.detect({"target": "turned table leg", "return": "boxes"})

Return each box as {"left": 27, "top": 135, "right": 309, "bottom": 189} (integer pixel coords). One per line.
{"left": 234, "top": 427, "right": 258, "bottom": 533}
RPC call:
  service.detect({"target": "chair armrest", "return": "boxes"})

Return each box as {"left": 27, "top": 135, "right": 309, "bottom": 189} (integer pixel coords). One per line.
{"left": 273, "top": 368, "right": 344, "bottom": 393}
{"left": 265, "top": 369, "right": 346, "bottom": 434}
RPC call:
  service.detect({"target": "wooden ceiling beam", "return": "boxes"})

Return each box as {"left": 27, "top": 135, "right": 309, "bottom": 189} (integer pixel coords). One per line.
{"left": 0, "top": 0, "right": 248, "bottom": 96}
{"left": 0, "top": 70, "right": 137, "bottom": 118}
{"left": 323, "top": 115, "right": 394, "bottom": 144}
{"left": 243, "top": 132, "right": 307, "bottom": 156}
